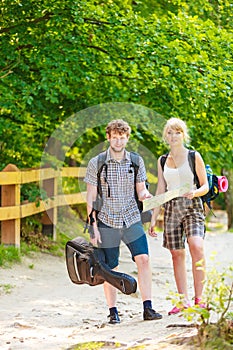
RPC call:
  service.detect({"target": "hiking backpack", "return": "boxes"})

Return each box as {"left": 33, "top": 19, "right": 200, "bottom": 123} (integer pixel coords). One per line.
{"left": 160, "top": 150, "right": 219, "bottom": 210}
{"left": 94, "top": 150, "right": 152, "bottom": 224}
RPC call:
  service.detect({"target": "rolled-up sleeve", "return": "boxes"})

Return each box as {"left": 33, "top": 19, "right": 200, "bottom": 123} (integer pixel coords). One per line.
{"left": 84, "top": 157, "right": 98, "bottom": 186}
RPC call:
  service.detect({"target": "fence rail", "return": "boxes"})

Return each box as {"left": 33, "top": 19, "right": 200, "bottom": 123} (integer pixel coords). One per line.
{"left": 0, "top": 164, "right": 86, "bottom": 247}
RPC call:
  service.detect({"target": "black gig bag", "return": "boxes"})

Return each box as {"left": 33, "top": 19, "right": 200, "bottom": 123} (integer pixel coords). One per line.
{"left": 65, "top": 237, "right": 137, "bottom": 295}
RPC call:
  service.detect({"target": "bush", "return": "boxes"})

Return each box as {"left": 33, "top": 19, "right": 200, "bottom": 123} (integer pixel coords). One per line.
{"left": 168, "top": 257, "right": 233, "bottom": 349}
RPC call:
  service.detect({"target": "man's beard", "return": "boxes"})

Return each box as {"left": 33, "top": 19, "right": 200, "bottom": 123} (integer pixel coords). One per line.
{"left": 110, "top": 145, "right": 125, "bottom": 153}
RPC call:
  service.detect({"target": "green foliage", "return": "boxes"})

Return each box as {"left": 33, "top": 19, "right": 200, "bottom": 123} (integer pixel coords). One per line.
{"left": 68, "top": 342, "right": 105, "bottom": 350}
{"left": 67, "top": 341, "right": 140, "bottom": 350}
{"left": 0, "top": 245, "right": 21, "bottom": 266}
{"left": 0, "top": 283, "right": 14, "bottom": 294}
{"left": 1, "top": 0, "right": 232, "bottom": 170}
{"left": 21, "top": 215, "right": 42, "bottom": 235}
{"left": 21, "top": 217, "right": 65, "bottom": 255}
{"left": 200, "top": 260, "right": 233, "bottom": 326}
{"left": 21, "top": 183, "right": 48, "bottom": 205}
{"left": 0, "top": 223, "right": 78, "bottom": 268}
{"left": 169, "top": 256, "right": 233, "bottom": 348}
{"left": 0, "top": 0, "right": 232, "bottom": 231}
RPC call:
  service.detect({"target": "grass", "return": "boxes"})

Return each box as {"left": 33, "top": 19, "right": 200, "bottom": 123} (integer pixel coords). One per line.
{"left": 0, "top": 245, "right": 21, "bottom": 267}
{"left": 67, "top": 342, "right": 145, "bottom": 350}
{"left": 0, "top": 231, "right": 78, "bottom": 268}
{"left": 0, "top": 206, "right": 87, "bottom": 268}
{"left": 0, "top": 283, "right": 14, "bottom": 294}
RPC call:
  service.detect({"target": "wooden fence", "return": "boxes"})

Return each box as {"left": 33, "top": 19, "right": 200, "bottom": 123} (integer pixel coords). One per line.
{"left": 0, "top": 164, "right": 86, "bottom": 247}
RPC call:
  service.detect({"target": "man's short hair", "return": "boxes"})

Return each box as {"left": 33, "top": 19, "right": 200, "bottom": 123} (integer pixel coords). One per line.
{"left": 106, "top": 119, "right": 131, "bottom": 137}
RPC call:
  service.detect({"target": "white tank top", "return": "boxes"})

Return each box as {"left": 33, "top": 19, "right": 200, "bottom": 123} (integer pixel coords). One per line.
{"left": 163, "top": 154, "right": 196, "bottom": 191}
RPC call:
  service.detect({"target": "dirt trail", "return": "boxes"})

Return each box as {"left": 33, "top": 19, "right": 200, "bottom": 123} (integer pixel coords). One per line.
{"left": 0, "top": 211, "right": 232, "bottom": 350}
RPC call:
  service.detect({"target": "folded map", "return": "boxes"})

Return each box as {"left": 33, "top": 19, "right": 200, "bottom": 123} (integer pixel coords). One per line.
{"left": 143, "top": 183, "right": 191, "bottom": 212}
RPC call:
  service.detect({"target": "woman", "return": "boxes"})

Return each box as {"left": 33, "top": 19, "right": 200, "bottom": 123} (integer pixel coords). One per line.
{"left": 149, "top": 117, "right": 209, "bottom": 315}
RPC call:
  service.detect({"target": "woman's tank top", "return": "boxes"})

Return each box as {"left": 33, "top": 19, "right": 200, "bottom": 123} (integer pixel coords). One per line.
{"left": 163, "top": 154, "right": 196, "bottom": 191}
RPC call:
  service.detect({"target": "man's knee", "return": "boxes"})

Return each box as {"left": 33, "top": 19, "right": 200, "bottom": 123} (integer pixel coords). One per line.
{"left": 134, "top": 253, "right": 150, "bottom": 267}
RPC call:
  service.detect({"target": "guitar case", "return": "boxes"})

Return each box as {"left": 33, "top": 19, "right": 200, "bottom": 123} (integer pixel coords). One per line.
{"left": 65, "top": 237, "right": 137, "bottom": 295}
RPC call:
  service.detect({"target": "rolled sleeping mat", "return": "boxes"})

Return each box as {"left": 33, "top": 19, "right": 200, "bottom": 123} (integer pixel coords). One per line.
{"left": 217, "top": 176, "right": 228, "bottom": 192}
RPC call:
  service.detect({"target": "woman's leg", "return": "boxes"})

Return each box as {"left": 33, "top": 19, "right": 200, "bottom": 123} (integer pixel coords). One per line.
{"left": 170, "top": 248, "right": 189, "bottom": 302}
{"left": 188, "top": 236, "right": 205, "bottom": 299}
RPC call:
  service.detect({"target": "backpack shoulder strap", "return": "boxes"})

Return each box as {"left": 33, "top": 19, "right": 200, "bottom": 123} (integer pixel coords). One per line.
{"left": 97, "top": 151, "right": 107, "bottom": 172}
{"left": 130, "top": 150, "right": 150, "bottom": 187}
{"left": 85, "top": 151, "right": 107, "bottom": 228}
{"left": 188, "top": 150, "right": 200, "bottom": 188}
{"left": 129, "top": 152, "right": 139, "bottom": 190}
{"left": 97, "top": 151, "right": 107, "bottom": 196}
{"left": 130, "top": 151, "right": 140, "bottom": 168}
{"left": 160, "top": 153, "right": 168, "bottom": 171}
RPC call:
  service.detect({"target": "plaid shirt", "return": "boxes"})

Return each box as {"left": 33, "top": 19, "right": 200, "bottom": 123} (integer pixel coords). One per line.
{"left": 84, "top": 148, "right": 147, "bottom": 228}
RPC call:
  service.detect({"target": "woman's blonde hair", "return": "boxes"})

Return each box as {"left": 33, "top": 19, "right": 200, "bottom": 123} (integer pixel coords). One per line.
{"left": 162, "top": 117, "right": 190, "bottom": 143}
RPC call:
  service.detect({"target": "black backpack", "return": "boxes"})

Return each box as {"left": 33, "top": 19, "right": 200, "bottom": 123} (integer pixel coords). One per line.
{"left": 160, "top": 150, "right": 219, "bottom": 210}
{"left": 65, "top": 237, "right": 137, "bottom": 294}
{"left": 94, "top": 151, "right": 152, "bottom": 223}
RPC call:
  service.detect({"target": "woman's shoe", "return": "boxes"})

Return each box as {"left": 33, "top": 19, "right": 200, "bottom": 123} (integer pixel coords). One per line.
{"left": 168, "top": 306, "right": 181, "bottom": 315}
{"left": 168, "top": 302, "right": 191, "bottom": 315}
{"left": 194, "top": 297, "right": 206, "bottom": 308}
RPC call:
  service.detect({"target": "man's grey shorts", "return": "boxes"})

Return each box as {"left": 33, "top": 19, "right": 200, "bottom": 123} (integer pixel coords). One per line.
{"left": 163, "top": 197, "right": 205, "bottom": 250}
{"left": 98, "top": 221, "right": 149, "bottom": 269}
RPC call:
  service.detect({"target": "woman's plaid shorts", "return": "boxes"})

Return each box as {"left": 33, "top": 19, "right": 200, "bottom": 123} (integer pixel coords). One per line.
{"left": 163, "top": 197, "right": 205, "bottom": 250}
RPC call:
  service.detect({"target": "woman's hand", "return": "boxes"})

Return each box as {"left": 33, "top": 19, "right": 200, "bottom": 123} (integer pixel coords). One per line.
{"left": 183, "top": 190, "right": 196, "bottom": 200}
{"left": 148, "top": 219, "right": 158, "bottom": 238}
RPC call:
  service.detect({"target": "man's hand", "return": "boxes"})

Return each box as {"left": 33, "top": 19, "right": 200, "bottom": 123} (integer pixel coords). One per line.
{"left": 90, "top": 226, "right": 102, "bottom": 247}
{"left": 138, "top": 190, "right": 153, "bottom": 201}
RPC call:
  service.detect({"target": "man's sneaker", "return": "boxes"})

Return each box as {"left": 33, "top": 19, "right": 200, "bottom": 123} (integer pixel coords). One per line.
{"left": 143, "top": 308, "right": 163, "bottom": 321}
{"left": 108, "top": 312, "right": 120, "bottom": 324}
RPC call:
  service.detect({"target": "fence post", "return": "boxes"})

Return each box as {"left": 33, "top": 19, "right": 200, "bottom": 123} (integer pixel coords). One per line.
{"left": 1, "top": 164, "right": 21, "bottom": 247}
{"left": 40, "top": 137, "right": 62, "bottom": 240}
{"left": 41, "top": 173, "right": 58, "bottom": 240}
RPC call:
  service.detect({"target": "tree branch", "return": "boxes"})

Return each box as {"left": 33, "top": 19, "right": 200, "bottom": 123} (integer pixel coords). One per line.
{"left": 82, "top": 45, "right": 109, "bottom": 54}
{"left": 82, "top": 45, "right": 135, "bottom": 60}
{"left": 102, "top": 73, "right": 140, "bottom": 81}
{"left": 0, "top": 70, "right": 13, "bottom": 79}
{"left": 0, "top": 12, "right": 53, "bottom": 34}
{"left": 219, "top": 281, "right": 233, "bottom": 324}
{"left": 83, "top": 17, "right": 111, "bottom": 25}
{"left": 16, "top": 44, "right": 33, "bottom": 51}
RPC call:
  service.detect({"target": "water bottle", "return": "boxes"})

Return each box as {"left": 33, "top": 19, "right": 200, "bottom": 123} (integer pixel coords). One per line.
{"left": 206, "top": 164, "right": 213, "bottom": 188}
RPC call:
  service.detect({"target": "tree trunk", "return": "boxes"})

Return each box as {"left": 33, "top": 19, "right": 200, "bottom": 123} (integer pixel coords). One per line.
{"left": 222, "top": 169, "right": 233, "bottom": 230}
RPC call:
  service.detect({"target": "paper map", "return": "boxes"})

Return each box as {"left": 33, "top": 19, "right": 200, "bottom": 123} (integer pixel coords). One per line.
{"left": 143, "top": 183, "right": 191, "bottom": 212}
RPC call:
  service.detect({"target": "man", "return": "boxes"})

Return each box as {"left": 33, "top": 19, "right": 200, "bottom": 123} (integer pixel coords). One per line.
{"left": 84, "top": 119, "right": 162, "bottom": 324}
